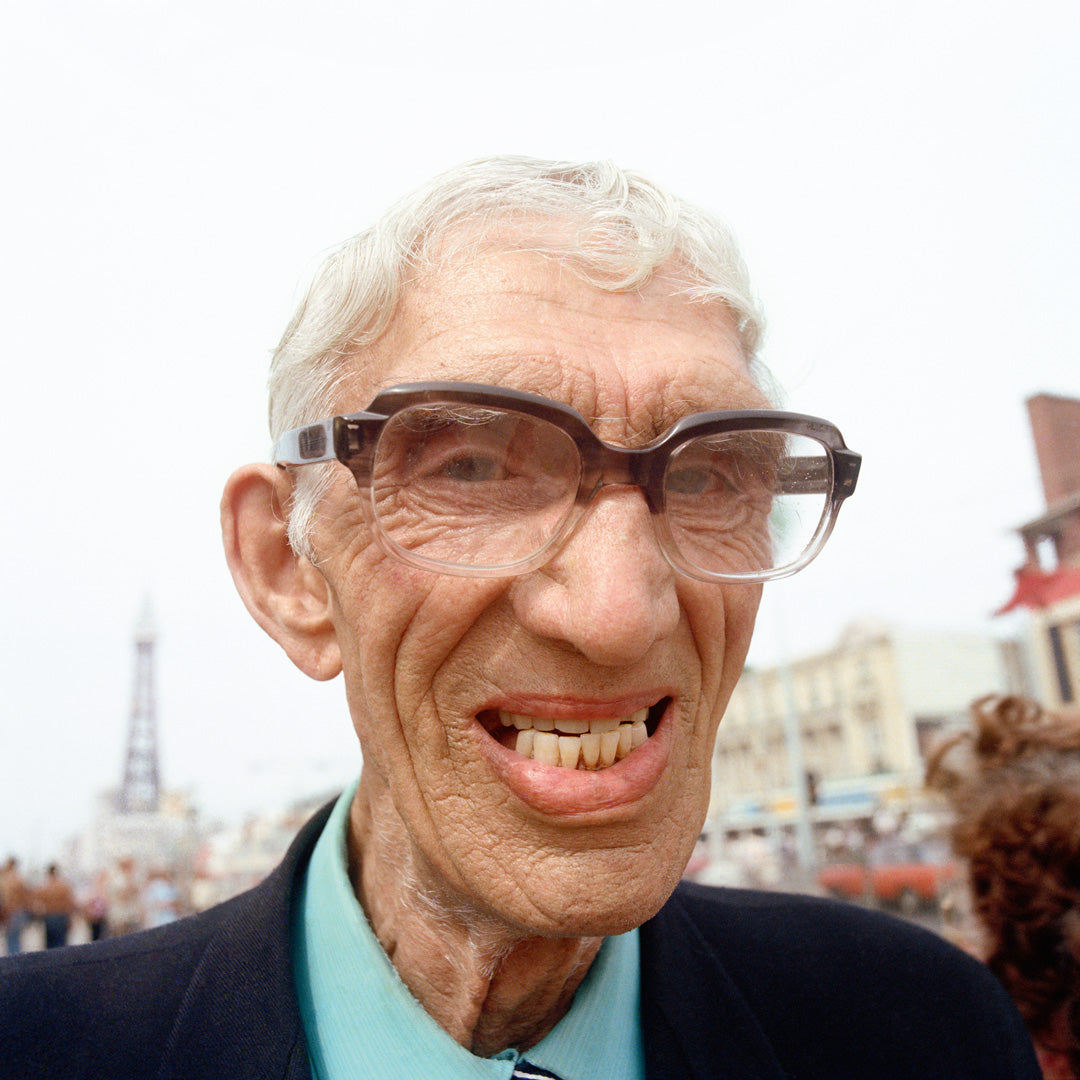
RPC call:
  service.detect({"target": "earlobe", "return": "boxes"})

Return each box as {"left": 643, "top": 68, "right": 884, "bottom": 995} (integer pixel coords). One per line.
{"left": 220, "top": 464, "right": 342, "bottom": 681}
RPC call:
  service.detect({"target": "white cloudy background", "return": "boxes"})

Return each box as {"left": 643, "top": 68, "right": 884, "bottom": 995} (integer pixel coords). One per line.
{"left": 2, "top": 0, "right": 1076, "bottom": 861}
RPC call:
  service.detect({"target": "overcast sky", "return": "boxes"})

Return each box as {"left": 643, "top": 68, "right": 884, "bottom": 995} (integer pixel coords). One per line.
{"left": 2, "top": 0, "right": 1076, "bottom": 864}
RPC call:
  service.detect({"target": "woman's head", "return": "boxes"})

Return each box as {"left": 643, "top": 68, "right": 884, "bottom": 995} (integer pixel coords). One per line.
{"left": 928, "top": 695, "right": 1080, "bottom": 1076}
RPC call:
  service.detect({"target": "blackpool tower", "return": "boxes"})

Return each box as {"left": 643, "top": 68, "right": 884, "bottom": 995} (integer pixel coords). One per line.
{"left": 115, "top": 602, "right": 162, "bottom": 814}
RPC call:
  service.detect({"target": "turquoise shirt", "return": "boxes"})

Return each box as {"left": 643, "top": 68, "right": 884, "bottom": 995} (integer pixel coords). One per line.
{"left": 292, "top": 782, "right": 645, "bottom": 1080}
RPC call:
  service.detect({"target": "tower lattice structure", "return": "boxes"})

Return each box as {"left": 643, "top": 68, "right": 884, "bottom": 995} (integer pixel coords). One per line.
{"left": 115, "top": 605, "right": 162, "bottom": 814}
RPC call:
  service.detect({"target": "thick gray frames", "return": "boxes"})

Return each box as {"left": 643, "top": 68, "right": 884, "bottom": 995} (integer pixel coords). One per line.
{"left": 274, "top": 381, "right": 861, "bottom": 582}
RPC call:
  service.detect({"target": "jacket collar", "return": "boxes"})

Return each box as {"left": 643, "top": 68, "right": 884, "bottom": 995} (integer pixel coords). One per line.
{"left": 639, "top": 885, "right": 786, "bottom": 1080}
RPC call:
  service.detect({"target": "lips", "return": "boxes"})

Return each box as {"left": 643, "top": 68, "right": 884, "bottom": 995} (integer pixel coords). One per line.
{"left": 474, "top": 697, "right": 674, "bottom": 816}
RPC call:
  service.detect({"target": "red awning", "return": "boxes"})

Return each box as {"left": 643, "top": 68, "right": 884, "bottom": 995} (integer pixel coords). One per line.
{"left": 996, "top": 565, "right": 1080, "bottom": 614}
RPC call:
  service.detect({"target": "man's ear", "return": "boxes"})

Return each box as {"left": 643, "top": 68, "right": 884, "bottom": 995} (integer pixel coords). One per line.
{"left": 221, "top": 464, "right": 342, "bottom": 681}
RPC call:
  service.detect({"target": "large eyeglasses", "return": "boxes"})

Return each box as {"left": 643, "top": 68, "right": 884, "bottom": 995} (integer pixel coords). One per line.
{"left": 273, "top": 381, "right": 861, "bottom": 583}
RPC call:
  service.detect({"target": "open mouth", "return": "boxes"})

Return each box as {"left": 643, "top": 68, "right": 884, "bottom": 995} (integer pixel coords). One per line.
{"left": 480, "top": 699, "right": 669, "bottom": 770}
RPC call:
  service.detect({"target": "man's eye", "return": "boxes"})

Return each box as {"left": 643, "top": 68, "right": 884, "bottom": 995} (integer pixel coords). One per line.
{"left": 666, "top": 466, "right": 734, "bottom": 495}
{"left": 439, "top": 454, "right": 504, "bottom": 482}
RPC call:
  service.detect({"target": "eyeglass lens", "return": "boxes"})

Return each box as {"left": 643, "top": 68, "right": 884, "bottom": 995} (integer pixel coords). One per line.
{"left": 662, "top": 431, "right": 830, "bottom": 578}
{"left": 367, "top": 403, "right": 832, "bottom": 578}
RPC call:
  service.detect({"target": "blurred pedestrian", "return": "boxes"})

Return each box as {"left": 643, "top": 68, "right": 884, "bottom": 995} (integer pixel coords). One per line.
{"left": 140, "top": 869, "right": 180, "bottom": 930}
{"left": 928, "top": 694, "right": 1080, "bottom": 1080}
{"left": 35, "top": 864, "right": 75, "bottom": 949}
{"left": 108, "top": 857, "right": 142, "bottom": 937}
{"left": 79, "top": 870, "right": 110, "bottom": 942}
{"left": 0, "top": 857, "right": 32, "bottom": 956}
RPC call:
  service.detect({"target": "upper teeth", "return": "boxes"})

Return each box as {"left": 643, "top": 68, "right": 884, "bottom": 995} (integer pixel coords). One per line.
{"left": 498, "top": 707, "right": 650, "bottom": 769}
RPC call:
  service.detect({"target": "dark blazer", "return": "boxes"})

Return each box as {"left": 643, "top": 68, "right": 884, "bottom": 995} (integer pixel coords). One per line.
{"left": 1, "top": 803, "right": 1040, "bottom": 1079}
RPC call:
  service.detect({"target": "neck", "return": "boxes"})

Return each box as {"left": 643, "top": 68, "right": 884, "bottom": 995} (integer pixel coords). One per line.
{"left": 347, "top": 773, "right": 602, "bottom": 1057}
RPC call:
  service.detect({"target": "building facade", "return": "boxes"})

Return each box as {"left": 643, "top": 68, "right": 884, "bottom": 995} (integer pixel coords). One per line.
{"left": 999, "top": 393, "right": 1080, "bottom": 709}
{"left": 709, "top": 622, "right": 1026, "bottom": 839}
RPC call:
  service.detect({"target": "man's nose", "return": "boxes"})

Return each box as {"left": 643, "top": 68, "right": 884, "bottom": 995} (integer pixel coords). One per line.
{"left": 508, "top": 487, "right": 681, "bottom": 666}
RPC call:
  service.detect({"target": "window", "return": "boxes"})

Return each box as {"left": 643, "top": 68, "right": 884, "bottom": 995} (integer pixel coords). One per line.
{"left": 1049, "top": 624, "right": 1074, "bottom": 704}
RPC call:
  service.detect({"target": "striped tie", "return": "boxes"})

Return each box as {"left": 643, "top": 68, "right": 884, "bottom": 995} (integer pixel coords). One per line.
{"left": 511, "top": 1063, "right": 563, "bottom": 1080}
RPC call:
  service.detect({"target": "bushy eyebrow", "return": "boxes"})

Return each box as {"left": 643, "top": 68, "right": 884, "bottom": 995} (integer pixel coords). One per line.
{"left": 396, "top": 403, "right": 509, "bottom": 431}
{"left": 608, "top": 383, "right": 772, "bottom": 446}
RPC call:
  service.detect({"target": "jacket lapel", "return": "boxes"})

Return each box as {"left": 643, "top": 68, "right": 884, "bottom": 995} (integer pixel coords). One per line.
{"left": 639, "top": 887, "right": 786, "bottom": 1080}
{"left": 157, "top": 803, "right": 334, "bottom": 1080}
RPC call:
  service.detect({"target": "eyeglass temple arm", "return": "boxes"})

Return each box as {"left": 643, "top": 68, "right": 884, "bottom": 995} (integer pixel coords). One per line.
{"left": 273, "top": 420, "right": 337, "bottom": 466}
{"left": 273, "top": 412, "right": 386, "bottom": 467}
{"left": 778, "top": 449, "right": 861, "bottom": 497}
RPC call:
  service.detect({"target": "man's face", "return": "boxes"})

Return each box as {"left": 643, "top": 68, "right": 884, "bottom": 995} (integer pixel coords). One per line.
{"left": 309, "top": 248, "right": 768, "bottom": 936}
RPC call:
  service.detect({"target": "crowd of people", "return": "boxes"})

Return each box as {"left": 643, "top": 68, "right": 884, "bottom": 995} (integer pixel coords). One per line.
{"left": 0, "top": 856, "right": 183, "bottom": 954}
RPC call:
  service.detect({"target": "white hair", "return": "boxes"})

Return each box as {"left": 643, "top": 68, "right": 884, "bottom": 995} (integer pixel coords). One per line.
{"left": 268, "top": 155, "right": 767, "bottom": 558}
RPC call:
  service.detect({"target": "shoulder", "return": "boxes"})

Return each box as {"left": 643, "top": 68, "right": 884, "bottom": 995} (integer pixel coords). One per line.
{"left": 642, "top": 882, "right": 1041, "bottom": 1079}
{"left": 0, "top": 903, "right": 234, "bottom": 1077}
{"left": 655, "top": 879, "right": 972, "bottom": 973}
{"left": 0, "top": 890, "right": 257, "bottom": 1041}
{"left": 0, "top": 801, "right": 333, "bottom": 1080}
{"left": 653, "top": 880, "right": 1000, "bottom": 1003}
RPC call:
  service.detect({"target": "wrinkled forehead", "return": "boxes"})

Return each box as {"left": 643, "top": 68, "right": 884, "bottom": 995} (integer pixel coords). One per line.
{"left": 337, "top": 246, "right": 769, "bottom": 443}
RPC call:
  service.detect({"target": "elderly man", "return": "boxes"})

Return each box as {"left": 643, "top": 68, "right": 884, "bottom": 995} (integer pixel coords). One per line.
{"left": 1, "top": 158, "right": 1039, "bottom": 1078}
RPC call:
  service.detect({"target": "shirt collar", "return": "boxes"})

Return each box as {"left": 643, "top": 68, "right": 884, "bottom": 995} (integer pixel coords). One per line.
{"left": 292, "top": 781, "right": 644, "bottom": 1080}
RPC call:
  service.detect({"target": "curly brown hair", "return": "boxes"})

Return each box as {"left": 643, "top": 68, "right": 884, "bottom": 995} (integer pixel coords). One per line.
{"left": 927, "top": 695, "right": 1080, "bottom": 1074}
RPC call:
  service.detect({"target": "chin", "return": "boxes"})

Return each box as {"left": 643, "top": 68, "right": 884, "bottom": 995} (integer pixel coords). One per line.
{"left": 499, "top": 846, "right": 690, "bottom": 940}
